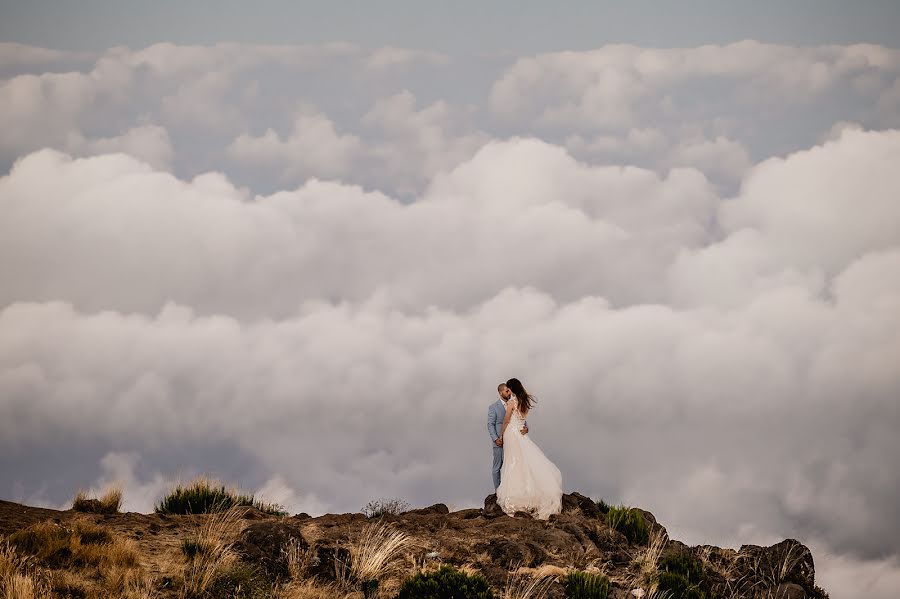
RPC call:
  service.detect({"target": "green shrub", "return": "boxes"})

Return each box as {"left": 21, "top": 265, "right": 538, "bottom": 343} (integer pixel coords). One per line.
{"left": 656, "top": 571, "right": 704, "bottom": 599}
{"left": 656, "top": 553, "right": 706, "bottom": 599}
{"left": 155, "top": 478, "right": 286, "bottom": 515}
{"left": 398, "top": 565, "right": 494, "bottom": 599}
{"left": 595, "top": 499, "right": 611, "bottom": 514}
{"left": 362, "top": 498, "right": 410, "bottom": 518}
{"left": 606, "top": 505, "right": 649, "bottom": 545}
{"left": 659, "top": 553, "right": 704, "bottom": 584}
{"left": 563, "top": 571, "right": 611, "bottom": 599}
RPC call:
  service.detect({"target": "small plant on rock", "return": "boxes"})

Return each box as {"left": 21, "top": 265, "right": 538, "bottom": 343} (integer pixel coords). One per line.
{"left": 656, "top": 552, "right": 706, "bottom": 599}
{"left": 563, "top": 570, "right": 611, "bottom": 599}
{"left": 606, "top": 505, "right": 650, "bottom": 545}
{"left": 362, "top": 497, "right": 410, "bottom": 518}
{"left": 398, "top": 565, "right": 494, "bottom": 599}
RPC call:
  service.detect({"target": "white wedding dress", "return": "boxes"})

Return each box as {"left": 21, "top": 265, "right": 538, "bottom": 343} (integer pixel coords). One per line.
{"left": 496, "top": 397, "right": 563, "bottom": 520}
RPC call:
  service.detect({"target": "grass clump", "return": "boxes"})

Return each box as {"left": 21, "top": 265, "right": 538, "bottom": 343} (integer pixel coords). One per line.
{"left": 8, "top": 519, "right": 138, "bottom": 570}
{"left": 206, "top": 562, "right": 272, "bottom": 599}
{"left": 606, "top": 505, "right": 650, "bottom": 545}
{"left": 347, "top": 521, "right": 413, "bottom": 597}
{"left": 180, "top": 507, "right": 248, "bottom": 598}
{"left": 562, "top": 571, "right": 611, "bottom": 599}
{"left": 656, "top": 552, "right": 706, "bottom": 599}
{"left": 8, "top": 519, "right": 146, "bottom": 597}
{"left": 156, "top": 477, "right": 286, "bottom": 515}
{"left": 72, "top": 484, "right": 123, "bottom": 514}
{"left": 1, "top": 541, "right": 52, "bottom": 599}
{"left": 362, "top": 498, "right": 410, "bottom": 518}
{"left": 398, "top": 565, "right": 494, "bottom": 599}
{"left": 595, "top": 499, "right": 611, "bottom": 514}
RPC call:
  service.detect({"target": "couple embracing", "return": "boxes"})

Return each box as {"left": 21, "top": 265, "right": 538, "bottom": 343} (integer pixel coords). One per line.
{"left": 487, "top": 378, "right": 563, "bottom": 519}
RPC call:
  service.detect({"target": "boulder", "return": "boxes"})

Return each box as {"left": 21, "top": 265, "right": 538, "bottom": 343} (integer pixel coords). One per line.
{"left": 561, "top": 492, "right": 602, "bottom": 518}
{"left": 404, "top": 503, "right": 450, "bottom": 516}
{"left": 483, "top": 494, "right": 505, "bottom": 518}
{"left": 738, "top": 539, "right": 815, "bottom": 591}
{"left": 775, "top": 582, "right": 807, "bottom": 599}
{"left": 307, "top": 544, "right": 352, "bottom": 582}
{"left": 234, "top": 521, "right": 307, "bottom": 580}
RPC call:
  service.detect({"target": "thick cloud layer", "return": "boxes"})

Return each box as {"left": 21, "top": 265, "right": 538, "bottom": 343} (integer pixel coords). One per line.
{"left": 2, "top": 41, "right": 900, "bottom": 597}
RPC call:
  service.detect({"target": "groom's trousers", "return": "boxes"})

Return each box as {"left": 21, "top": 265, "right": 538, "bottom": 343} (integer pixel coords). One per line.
{"left": 492, "top": 445, "right": 503, "bottom": 490}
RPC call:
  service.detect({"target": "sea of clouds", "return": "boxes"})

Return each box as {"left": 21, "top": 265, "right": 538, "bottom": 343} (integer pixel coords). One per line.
{"left": 1, "top": 40, "right": 899, "bottom": 597}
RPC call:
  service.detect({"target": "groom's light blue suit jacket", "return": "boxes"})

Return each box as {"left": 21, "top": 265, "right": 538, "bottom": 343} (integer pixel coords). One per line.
{"left": 487, "top": 400, "right": 505, "bottom": 444}
{"left": 487, "top": 399, "right": 527, "bottom": 444}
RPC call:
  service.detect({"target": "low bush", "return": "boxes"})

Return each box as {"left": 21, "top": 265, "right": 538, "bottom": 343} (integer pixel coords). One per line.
{"left": 595, "top": 499, "right": 611, "bottom": 514}
{"left": 155, "top": 477, "right": 286, "bottom": 515}
{"left": 362, "top": 498, "right": 410, "bottom": 518}
{"left": 656, "top": 552, "right": 706, "bottom": 599}
{"left": 605, "top": 506, "right": 650, "bottom": 545}
{"left": 398, "top": 565, "right": 494, "bottom": 599}
{"left": 563, "top": 570, "right": 611, "bottom": 598}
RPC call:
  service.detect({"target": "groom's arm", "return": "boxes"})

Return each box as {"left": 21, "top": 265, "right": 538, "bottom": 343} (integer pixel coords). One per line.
{"left": 487, "top": 406, "right": 500, "bottom": 443}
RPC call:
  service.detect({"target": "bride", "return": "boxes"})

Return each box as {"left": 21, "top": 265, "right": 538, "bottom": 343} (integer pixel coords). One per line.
{"left": 496, "top": 378, "right": 563, "bottom": 519}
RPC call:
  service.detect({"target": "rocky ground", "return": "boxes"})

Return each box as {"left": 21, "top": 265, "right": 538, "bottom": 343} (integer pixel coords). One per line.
{"left": 0, "top": 493, "right": 827, "bottom": 598}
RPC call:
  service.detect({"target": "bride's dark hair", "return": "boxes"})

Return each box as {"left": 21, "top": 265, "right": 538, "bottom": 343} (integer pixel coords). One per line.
{"left": 505, "top": 378, "right": 535, "bottom": 414}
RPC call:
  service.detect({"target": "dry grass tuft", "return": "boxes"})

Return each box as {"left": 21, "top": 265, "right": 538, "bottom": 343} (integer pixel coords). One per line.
{"left": 502, "top": 567, "right": 556, "bottom": 599}
{"left": 350, "top": 521, "right": 412, "bottom": 583}
{"left": 633, "top": 527, "right": 668, "bottom": 586}
{"left": 0, "top": 542, "right": 51, "bottom": 599}
{"left": 179, "top": 506, "right": 245, "bottom": 598}
{"left": 72, "top": 483, "right": 124, "bottom": 514}
{"left": 274, "top": 579, "right": 358, "bottom": 599}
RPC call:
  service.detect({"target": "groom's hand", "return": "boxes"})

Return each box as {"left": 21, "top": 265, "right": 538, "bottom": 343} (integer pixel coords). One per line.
{"left": 494, "top": 438, "right": 503, "bottom": 447}
{"left": 521, "top": 425, "right": 528, "bottom": 435}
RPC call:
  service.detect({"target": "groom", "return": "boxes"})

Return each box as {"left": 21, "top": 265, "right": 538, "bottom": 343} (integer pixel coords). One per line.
{"left": 487, "top": 382, "right": 528, "bottom": 490}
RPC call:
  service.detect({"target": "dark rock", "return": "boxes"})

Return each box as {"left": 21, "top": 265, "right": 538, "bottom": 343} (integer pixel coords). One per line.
{"left": 72, "top": 499, "right": 104, "bottom": 513}
{"left": 293, "top": 512, "right": 311, "bottom": 521}
{"left": 635, "top": 507, "right": 667, "bottom": 539}
{"left": 482, "top": 539, "right": 548, "bottom": 568}
{"left": 738, "top": 539, "right": 816, "bottom": 591}
{"left": 562, "top": 492, "right": 602, "bottom": 518}
{"left": 483, "top": 494, "right": 504, "bottom": 518}
{"left": 308, "top": 544, "right": 352, "bottom": 582}
{"left": 450, "top": 508, "right": 483, "bottom": 519}
{"left": 558, "top": 522, "right": 596, "bottom": 553}
{"left": 775, "top": 582, "right": 807, "bottom": 599}
{"left": 318, "top": 513, "right": 367, "bottom": 527}
{"left": 235, "top": 521, "right": 307, "bottom": 580}
{"left": 404, "top": 503, "right": 450, "bottom": 516}
{"left": 513, "top": 510, "right": 534, "bottom": 519}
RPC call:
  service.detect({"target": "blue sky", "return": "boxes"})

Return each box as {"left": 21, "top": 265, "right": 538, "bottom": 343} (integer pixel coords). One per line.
{"left": 2, "top": 0, "right": 900, "bottom": 51}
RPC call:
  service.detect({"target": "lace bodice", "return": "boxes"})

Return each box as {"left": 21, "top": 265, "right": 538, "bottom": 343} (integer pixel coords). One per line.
{"left": 507, "top": 398, "right": 526, "bottom": 431}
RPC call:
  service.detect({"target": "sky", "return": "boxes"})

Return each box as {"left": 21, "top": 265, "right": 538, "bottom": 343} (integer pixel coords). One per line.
{"left": 1, "top": 2, "right": 900, "bottom": 598}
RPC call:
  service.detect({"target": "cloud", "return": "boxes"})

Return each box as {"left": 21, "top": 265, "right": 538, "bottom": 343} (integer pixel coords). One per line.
{"left": 228, "top": 106, "right": 362, "bottom": 181}
{"left": 66, "top": 125, "right": 174, "bottom": 170}
{"left": 0, "top": 141, "right": 716, "bottom": 316}
{"left": 490, "top": 42, "right": 900, "bottom": 131}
